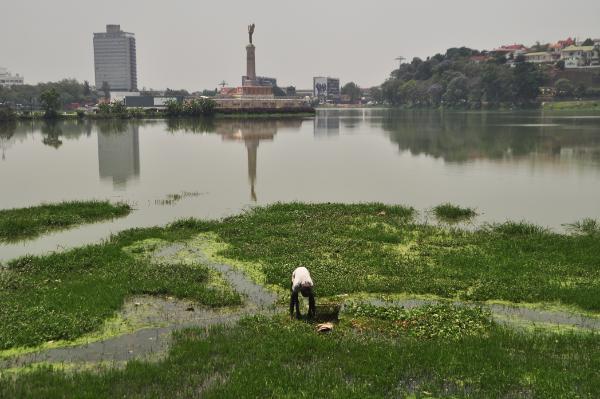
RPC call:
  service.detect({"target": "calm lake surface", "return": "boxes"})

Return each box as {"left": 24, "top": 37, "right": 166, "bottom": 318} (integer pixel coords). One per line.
{"left": 1, "top": 109, "right": 600, "bottom": 261}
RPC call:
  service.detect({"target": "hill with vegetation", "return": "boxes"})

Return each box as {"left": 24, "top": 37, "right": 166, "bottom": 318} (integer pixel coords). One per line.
{"left": 378, "top": 47, "right": 600, "bottom": 109}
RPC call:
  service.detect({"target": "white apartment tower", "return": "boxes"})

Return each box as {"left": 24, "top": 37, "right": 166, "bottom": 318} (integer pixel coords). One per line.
{"left": 93, "top": 25, "right": 138, "bottom": 92}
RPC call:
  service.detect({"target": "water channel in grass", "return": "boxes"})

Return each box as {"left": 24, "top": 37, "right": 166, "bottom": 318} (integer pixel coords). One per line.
{"left": 1, "top": 108, "right": 599, "bottom": 261}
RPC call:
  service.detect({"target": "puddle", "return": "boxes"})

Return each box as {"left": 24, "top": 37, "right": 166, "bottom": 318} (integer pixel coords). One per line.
{"left": 0, "top": 238, "right": 277, "bottom": 369}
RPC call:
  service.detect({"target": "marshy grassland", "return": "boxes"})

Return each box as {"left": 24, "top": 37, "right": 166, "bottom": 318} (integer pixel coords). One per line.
{"left": 1, "top": 202, "right": 599, "bottom": 397}
{"left": 542, "top": 100, "right": 600, "bottom": 111}
{"left": 432, "top": 203, "right": 478, "bottom": 223}
{"left": 1, "top": 314, "right": 599, "bottom": 398}
{"left": 0, "top": 201, "right": 131, "bottom": 242}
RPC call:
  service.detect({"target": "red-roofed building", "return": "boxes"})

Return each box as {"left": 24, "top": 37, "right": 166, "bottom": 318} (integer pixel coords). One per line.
{"left": 491, "top": 44, "right": 529, "bottom": 62}
{"left": 549, "top": 38, "right": 576, "bottom": 53}
{"left": 558, "top": 38, "right": 576, "bottom": 48}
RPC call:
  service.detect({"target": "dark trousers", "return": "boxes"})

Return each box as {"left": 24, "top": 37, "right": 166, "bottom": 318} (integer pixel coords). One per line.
{"left": 290, "top": 288, "right": 316, "bottom": 319}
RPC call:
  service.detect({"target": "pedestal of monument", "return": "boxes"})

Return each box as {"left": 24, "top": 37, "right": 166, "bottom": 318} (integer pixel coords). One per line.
{"left": 240, "top": 43, "right": 274, "bottom": 98}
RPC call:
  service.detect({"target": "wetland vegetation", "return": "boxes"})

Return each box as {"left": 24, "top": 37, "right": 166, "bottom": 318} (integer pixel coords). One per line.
{"left": 0, "top": 201, "right": 131, "bottom": 242}
{"left": 432, "top": 203, "right": 478, "bottom": 223}
{"left": 1, "top": 314, "right": 599, "bottom": 398}
{"left": 1, "top": 202, "right": 599, "bottom": 397}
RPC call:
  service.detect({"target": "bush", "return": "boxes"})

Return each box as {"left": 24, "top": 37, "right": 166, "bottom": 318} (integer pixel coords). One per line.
{"left": 0, "top": 106, "right": 17, "bottom": 121}
{"left": 344, "top": 303, "right": 494, "bottom": 340}
{"left": 433, "top": 203, "right": 477, "bottom": 222}
{"left": 169, "top": 98, "right": 217, "bottom": 117}
{"left": 127, "top": 108, "right": 145, "bottom": 118}
{"left": 555, "top": 78, "right": 574, "bottom": 98}
{"left": 97, "top": 102, "right": 111, "bottom": 115}
{"left": 110, "top": 100, "right": 127, "bottom": 117}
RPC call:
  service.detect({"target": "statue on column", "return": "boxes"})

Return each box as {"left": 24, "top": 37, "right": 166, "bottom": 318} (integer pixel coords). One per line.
{"left": 248, "top": 23, "right": 255, "bottom": 44}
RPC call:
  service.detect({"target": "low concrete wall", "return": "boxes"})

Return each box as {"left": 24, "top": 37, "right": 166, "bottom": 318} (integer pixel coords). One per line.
{"left": 215, "top": 98, "right": 314, "bottom": 113}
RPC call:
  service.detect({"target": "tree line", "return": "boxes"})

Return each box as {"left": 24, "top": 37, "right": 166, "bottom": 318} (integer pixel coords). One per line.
{"left": 0, "top": 79, "right": 97, "bottom": 109}
{"left": 379, "top": 48, "right": 551, "bottom": 108}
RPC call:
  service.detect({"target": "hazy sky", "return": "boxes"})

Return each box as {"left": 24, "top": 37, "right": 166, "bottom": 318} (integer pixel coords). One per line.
{"left": 1, "top": 0, "right": 599, "bottom": 91}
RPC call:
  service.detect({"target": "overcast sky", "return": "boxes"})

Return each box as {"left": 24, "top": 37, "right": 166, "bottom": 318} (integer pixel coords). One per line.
{"left": 1, "top": 0, "right": 599, "bottom": 91}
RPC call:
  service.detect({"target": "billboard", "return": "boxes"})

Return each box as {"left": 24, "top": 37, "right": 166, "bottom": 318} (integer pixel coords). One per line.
{"left": 313, "top": 77, "right": 340, "bottom": 103}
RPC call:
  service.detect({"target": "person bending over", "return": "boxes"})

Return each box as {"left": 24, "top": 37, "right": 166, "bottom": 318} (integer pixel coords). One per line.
{"left": 290, "top": 266, "right": 316, "bottom": 319}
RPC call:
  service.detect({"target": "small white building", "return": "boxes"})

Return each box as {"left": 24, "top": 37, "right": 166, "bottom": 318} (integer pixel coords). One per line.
{"left": 524, "top": 52, "right": 555, "bottom": 64}
{"left": 561, "top": 45, "right": 595, "bottom": 68}
{"left": 0, "top": 67, "right": 24, "bottom": 87}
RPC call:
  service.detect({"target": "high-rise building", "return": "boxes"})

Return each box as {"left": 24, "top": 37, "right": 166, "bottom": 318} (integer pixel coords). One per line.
{"left": 93, "top": 25, "right": 138, "bottom": 92}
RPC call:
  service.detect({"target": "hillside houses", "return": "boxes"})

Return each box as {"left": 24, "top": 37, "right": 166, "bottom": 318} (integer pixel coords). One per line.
{"left": 561, "top": 45, "right": 599, "bottom": 68}
{"left": 487, "top": 38, "right": 600, "bottom": 69}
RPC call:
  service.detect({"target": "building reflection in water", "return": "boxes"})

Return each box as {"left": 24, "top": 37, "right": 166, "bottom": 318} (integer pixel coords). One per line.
{"left": 314, "top": 110, "right": 340, "bottom": 137}
{"left": 0, "top": 122, "right": 16, "bottom": 161}
{"left": 216, "top": 120, "right": 302, "bottom": 202}
{"left": 97, "top": 124, "right": 140, "bottom": 189}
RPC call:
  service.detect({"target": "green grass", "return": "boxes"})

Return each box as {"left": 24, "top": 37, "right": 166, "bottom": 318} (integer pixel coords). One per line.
{"left": 432, "top": 203, "right": 478, "bottom": 223}
{"left": 0, "top": 201, "right": 132, "bottom": 242}
{"left": 2, "top": 202, "right": 599, "bottom": 352}
{"left": 542, "top": 100, "right": 600, "bottom": 111}
{"left": 565, "top": 218, "right": 600, "bottom": 236}
{"left": 207, "top": 203, "right": 600, "bottom": 312}
{"left": 343, "top": 302, "right": 494, "bottom": 340}
{"left": 0, "top": 226, "right": 240, "bottom": 350}
{"left": 1, "top": 315, "right": 598, "bottom": 398}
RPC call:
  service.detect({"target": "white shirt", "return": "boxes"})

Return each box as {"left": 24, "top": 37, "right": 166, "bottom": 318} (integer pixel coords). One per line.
{"left": 291, "top": 267, "right": 314, "bottom": 293}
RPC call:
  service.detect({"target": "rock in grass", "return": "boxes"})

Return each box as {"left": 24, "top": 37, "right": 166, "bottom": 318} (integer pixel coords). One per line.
{"left": 317, "top": 322, "right": 334, "bottom": 333}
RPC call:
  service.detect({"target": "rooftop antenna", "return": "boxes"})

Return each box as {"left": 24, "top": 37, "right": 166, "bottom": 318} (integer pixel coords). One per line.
{"left": 395, "top": 56, "right": 406, "bottom": 69}
{"left": 219, "top": 80, "right": 228, "bottom": 88}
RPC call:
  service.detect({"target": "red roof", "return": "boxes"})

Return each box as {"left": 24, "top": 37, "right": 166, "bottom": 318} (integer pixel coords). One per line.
{"left": 558, "top": 38, "right": 575, "bottom": 47}
{"left": 492, "top": 44, "right": 528, "bottom": 52}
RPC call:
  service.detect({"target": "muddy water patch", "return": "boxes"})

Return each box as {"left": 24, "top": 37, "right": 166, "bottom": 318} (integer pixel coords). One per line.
{"left": 358, "top": 298, "right": 600, "bottom": 331}
{"left": 0, "top": 237, "right": 277, "bottom": 370}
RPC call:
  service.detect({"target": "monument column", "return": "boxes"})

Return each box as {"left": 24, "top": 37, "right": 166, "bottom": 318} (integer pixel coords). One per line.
{"left": 246, "top": 44, "right": 256, "bottom": 82}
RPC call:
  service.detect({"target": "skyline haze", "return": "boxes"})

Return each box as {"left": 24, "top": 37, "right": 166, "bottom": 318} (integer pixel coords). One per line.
{"left": 1, "top": 0, "right": 599, "bottom": 91}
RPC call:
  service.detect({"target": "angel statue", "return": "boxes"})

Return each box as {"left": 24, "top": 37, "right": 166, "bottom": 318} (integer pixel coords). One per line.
{"left": 248, "top": 23, "right": 255, "bottom": 44}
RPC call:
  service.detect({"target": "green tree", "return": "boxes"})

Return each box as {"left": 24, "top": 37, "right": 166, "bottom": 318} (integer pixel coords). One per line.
{"left": 200, "top": 98, "right": 216, "bottom": 116}
{"left": 442, "top": 75, "right": 468, "bottom": 106}
{"left": 201, "top": 89, "right": 217, "bottom": 97}
{"left": 165, "top": 88, "right": 190, "bottom": 97}
{"left": 83, "top": 81, "right": 91, "bottom": 96}
{"left": 101, "top": 81, "right": 111, "bottom": 100}
{"left": 555, "top": 79, "right": 574, "bottom": 97}
{"left": 399, "top": 80, "right": 418, "bottom": 105}
{"left": 110, "top": 100, "right": 127, "bottom": 117}
{"left": 382, "top": 79, "right": 403, "bottom": 105}
{"left": 0, "top": 106, "right": 17, "bottom": 121}
{"left": 369, "top": 86, "right": 383, "bottom": 103}
{"left": 165, "top": 99, "right": 183, "bottom": 117}
{"left": 40, "top": 88, "right": 61, "bottom": 119}
{"left": 341, "top": 82, "right": 362, "bottom": 103}
{"left": 98, "top": 102, "right": 112, "bottom": 115}
{"left": 512, "top": 62, "right": 545, "bottom": 104}
{"left": 427, "top": 84, "right": 444, "bottom": 107}
{"left": 582, "top": 38, "right": 594, "bottom": 46}
{"left": 183, "top": 99, "right": 203, "bottom": 116}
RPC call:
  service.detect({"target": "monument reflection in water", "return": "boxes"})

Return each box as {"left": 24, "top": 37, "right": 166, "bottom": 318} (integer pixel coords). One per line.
{"left": 216, "top": 119, "right": 302, "bottom": 201}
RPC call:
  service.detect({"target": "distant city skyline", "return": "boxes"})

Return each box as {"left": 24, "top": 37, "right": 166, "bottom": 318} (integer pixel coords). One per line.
{"left": 1, "top": 0, "right": 599, "bottom": 90}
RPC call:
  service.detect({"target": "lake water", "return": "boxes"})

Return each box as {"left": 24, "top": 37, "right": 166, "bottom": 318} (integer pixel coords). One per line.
{"left": 1, "top": 109, "right": 600, "bottom": 261}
